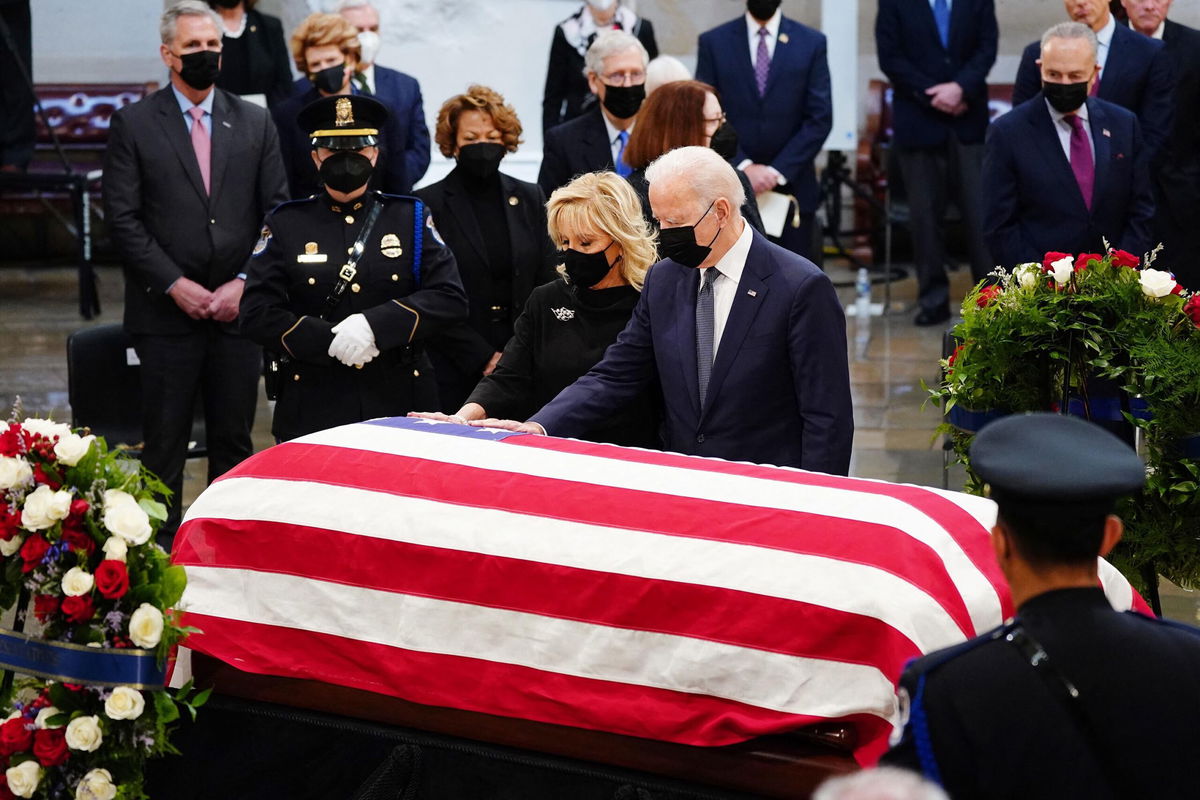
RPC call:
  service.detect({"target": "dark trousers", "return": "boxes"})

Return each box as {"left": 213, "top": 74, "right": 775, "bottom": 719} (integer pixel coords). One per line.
{"left": 896, "top": 138, "right": 992, "bottom": 312}
{"left": 0, "top": 1, "right": 34, "bottom": 169}
{"left": 133, "top": 326, "right": 260, "bottom": 538}
{"left": 769, "top": 211, "right": 818, "bottom": 262}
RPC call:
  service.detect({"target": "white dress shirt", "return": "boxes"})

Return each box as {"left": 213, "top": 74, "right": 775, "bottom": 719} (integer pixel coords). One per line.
{"left": 699, "top": 220, "right": 754, "bottom": 361}
{"left": 1096, "top": 13, "right": 1116, "bottom": 72}
{"left": 744, "top": 10, "right": 781, "bottom": 60}
{"left": 602, "top": 113, "right": 633, "bottom": 168}
{"left": 1046, "top": 99, "right": 1095, "bottom": 163}
{"left": 172, "top": 84, "right": 214, "bottom": 136}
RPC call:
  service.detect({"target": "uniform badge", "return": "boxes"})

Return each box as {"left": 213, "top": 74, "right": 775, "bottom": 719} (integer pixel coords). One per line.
{"left": 426, "top": 214, "right": 445, "bottom": 246}
{"left": 380, "top": 233, "right": 403, "bottom": 258}
{"left": 551, "top": 307, "right": 575, "bottom": 322}
{"left": 297, "top": 242, "right": 328, "bottom": 264}
{"left": 252, "top": 225, "right": 272, "bottom": 256}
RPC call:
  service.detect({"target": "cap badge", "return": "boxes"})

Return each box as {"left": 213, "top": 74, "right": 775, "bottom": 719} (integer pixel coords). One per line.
{"left": 335, "top": 97, "right": 354, "bottom": 127}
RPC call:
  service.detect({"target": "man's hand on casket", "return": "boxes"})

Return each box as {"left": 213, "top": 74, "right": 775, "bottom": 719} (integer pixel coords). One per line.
{"left": 468, "top": 418, "right": 547, "bottom": 435}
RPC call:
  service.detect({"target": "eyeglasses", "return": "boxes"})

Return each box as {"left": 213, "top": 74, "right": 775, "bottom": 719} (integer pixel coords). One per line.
{"left": 703, "top": 113, "right": 727, "bottom": 127}
{"left": 600, "top": 70, "right": 646, "bottom": 87}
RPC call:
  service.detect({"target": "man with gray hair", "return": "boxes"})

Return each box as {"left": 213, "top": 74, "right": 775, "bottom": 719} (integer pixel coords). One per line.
{"left": 482, "top": 146, "right": 853, "bottom": 475}
{"left": 103, "top": 0, "right": 288, "bottom": 542}
{"left": 982, "top": 21, "right": 1154, "bottom": 267}
{"left": 537, "top": 29, "right": 648, "bottom": 195}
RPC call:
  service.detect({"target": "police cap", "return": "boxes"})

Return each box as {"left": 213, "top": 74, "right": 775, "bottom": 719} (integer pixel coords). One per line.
{"left": 298, "top": 95, "right": 388, "bottom": 150}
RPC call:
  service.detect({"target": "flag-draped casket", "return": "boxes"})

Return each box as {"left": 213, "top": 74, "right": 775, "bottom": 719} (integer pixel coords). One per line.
{"left": 173, "top": 417, "right": 1146, "bottom": 765}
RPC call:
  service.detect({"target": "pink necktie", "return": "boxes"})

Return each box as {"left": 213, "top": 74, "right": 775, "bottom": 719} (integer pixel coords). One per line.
{"left": 188, "top": 106, "right": 211, "bottom": 195}
{"left": 1066, "top": 113, "right": 1094, "bottom": 211}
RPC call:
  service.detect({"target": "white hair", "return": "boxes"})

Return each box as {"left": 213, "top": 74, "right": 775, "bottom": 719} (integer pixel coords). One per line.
{"left": 645, "top": 55, "right": 692, "bottom": 95}
{"left": 160, "top": 1, "right": 222, "bottom": 45}
{"left": 336, "top": 0, "right": 375, "bottom": 12}
{"left": 1041, "top": 21, "right": 1098, "bottom": 62}
{"left": 812, "top": 767, "right": 950, "bottom": 800}
{"left": 584, "top": 29, "right": 649, "bottom": 77}
{"left": 645, "top": 145, "right": 746, "bottom": 216}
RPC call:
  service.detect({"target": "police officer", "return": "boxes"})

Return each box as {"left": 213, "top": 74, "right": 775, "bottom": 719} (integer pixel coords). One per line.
{"left": 241, "top": 94, "right": 467, "bottom": 441}
{"left": 883, "top": 413, "right": 1200, "bottom": 799}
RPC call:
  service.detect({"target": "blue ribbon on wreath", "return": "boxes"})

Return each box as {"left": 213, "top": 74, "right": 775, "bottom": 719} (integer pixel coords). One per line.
{"left": 0, "top": 628, "right": 165, "bottom": 689}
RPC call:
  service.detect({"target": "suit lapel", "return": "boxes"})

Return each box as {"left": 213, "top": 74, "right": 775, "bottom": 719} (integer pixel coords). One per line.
{"left": 500, "top": 173, "right": 531, "bottom": 293}
{"left": 443, "top": 173, "right": 489, "bottom": 264}
{"left": 155, "top": 89, "right": 208, "bottom": 202}
{"left": 702, "top": 230, "right": 770, "bottom": 418}
{"left": 1099, "top": 27, "right": 1128, "bottom": 100}
{"left": 763, "top": 19, "right": 792, "bottom": 98}
{"left": 208, "top": 90, "right": 231, "bottom": 205}
{"left": 946, "top": 0, "right": 967, "bottom": 51}
{"left": 1088, "top": 99, "right": 1112, "bottom": 216}
{"left": 584, "top": 109, "right": 614, "bottom": 170}
{"left": 1027, "top": 98, "right": 1089, "bottom": 213}
{"left": 676, "top": 266, "right": 702, "bottom": 417}
{"left": 731, "top": 20, "right": 760, "bottom": 103}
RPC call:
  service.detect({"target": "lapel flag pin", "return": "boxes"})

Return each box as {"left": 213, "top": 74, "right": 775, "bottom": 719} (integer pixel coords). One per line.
{"left": 1102, "top": 128, "right": 1111, "bottom": 137}
{"left": 779, "top": 32, "right": 789, "bottom": 44}
{"left": 222, "top": 121, "right": 232, "bottom": 128}
{"left": 747, "top": 289, "right": 757, "bottom": 297}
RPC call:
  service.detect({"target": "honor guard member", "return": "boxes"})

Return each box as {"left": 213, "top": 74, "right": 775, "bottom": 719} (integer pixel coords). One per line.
{"left": 240, "top": 94, "right": 467, "bottom": 441}
{"left": 883, "top": 413, "right": 1200, "bottom": 799}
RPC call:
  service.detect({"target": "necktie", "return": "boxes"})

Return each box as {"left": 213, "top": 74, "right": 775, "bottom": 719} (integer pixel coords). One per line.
{"left": 696, "top": 267, "right": 718, "bottom": 407}
{"left": 615, "top": 130, "right": 632, "bottom": 177}
{"left": 933, "top": 0, "right": 950, "bottom": 48}
{"left": 755, "top": 27, "right": 770, "bottom": 97}
{"left": 188, "top": 106, "right": 211, "bottom": 195}
{"left": 1089, "top": 74, "right": 1100, "bottom": 97}
{"left": 1066, "top": 113, "right": 1094, "bottom": 210}
{"left": 354, "top": 73, "right": 372, "bottom": 95}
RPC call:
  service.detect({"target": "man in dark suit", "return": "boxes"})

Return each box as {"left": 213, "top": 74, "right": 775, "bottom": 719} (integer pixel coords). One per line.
{"left": 103, "top": 1, "right": 288, "bottom": 536}
{"left": 983, "top": 23, "right": 1154, "bottom": 269}
{"left": 1122, "top": 0, "right": 1200, "bottom": 288}
{"left": 695, "top": 0, "right": 832, "bottom": 260}
{"left": 876, "top": 0, "right": 997, "bottom": 326}
{"left": 537, "top": 29, "right": 648, "bottom": 197}
{"left": 884, "top": 413, "right": 1200, "bottom": 798}
{"left": 1011, "top": 0, "right": 1173, "bottom": 164}
{"left": 480, "top": 146, "right": 853, "bottom": 475}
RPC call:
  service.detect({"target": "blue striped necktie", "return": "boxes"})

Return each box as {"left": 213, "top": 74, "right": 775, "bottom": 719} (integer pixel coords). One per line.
{"left": 615, "top": 130, "right": 632, "bottom": 177}
{"left": 696, "top": 267, "right": 718, "bottom": 406}
{"left": 933, "top": 0, "right": 950, "bottom": 48}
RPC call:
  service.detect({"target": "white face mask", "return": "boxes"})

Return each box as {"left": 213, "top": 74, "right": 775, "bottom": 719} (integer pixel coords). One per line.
{"left": 356, "top": 30, "right": 381, "bottom": 66}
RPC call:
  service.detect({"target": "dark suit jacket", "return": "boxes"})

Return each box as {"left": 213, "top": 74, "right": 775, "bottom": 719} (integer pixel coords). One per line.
{"left": 537, "top": 106, "right": 613, "bottom": 197}
{"left": 276, "top": 67, "right": 430, "bottom": 198}
{"left": 982, "top": 94, "right": 1154, "bottom": 267}
{"left": 1155, "top": 20, "right": 1200, "bottom": 244}
{"left": 103, "top": 86, "right": 288, "bottom": 335}
{"left": 416, "top": 169, "right": 557, "bottom": 403}
{"left": 531, "top": 227, "right": 853, "bottom": 475}
{"left": 1012, "top": 23, "right": 1174, "bottom": 161}
{"left": 695, "top": 16, "right": 832, "bottom": 214}
{"left": 875, "top": 0, "right": 997, "bottom": 147}
{"left": 213, "top": 8, "right": 292, "bottom": 109}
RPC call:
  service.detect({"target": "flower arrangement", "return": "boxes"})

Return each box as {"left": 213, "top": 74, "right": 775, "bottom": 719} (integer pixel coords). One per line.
{"left": 0, "top": 412, "right": 205, "bottom": 799}
{"left": 930, "top": 247, "right": 1200, "bottom": 591}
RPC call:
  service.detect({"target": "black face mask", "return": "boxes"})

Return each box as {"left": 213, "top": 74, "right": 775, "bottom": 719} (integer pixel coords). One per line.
{"left": 1043, "top": 80, "right": 1089, "bottom": 114}
{"left": 658, "top": 202, "right": 721, "bottom": 269}
{"left": 601, "top": 83, "right": 645, "bottom": 120}
{"left": 563, "top": 246, "right": 618, "bottom": 289}
{"left": 709, "top": 121, "right": 739, "bottom": 161}
{"left": 456, "top": 142, "right": 506, "bottom": 181}
{"left": 746, "top": 0, "right": 781, "bottom": 21}
{"left": 176, "top": 50, "right": 221, "bottom": 91}
{"left": 211, "top": 0, "right": 241, "bottom": 8}
{"left": 319, "top": 150, "right": 373, "bottom": 194}
{"left": 311, "top": 63, "right": 347, "bottom": 95}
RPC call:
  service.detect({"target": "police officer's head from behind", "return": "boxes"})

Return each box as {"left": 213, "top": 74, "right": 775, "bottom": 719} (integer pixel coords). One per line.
{"left": 970, "top": 414, "right": 1145, "bottom": 607}
{"left": 299, "top": 94, "right": 388, "bottom": 201}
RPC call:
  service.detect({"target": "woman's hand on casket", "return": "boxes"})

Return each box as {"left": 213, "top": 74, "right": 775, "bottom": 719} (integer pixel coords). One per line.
{"left": 468, "top": 418, "right": 547, "bottom": 435}
{"left": 407, "top": 411, "right": 468, "bottom": 424}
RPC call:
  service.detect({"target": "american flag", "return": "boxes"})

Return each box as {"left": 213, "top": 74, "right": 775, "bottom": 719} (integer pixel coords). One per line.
{"left": 174, "top": 417, "right": 1147, "bottom": 764}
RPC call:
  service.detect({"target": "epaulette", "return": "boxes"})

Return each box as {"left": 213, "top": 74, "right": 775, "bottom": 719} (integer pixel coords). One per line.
{"left": 370, "top": 190, "right": 421, "bottom": 203}
{"left": 901, "top": 622, "right": 1011, "bottom": 681}
{"left": 1126, "top": 611, "right": 1200, "bottom": 639}
{"left": 266, "top": 196, "right": 316, "bottom": 216}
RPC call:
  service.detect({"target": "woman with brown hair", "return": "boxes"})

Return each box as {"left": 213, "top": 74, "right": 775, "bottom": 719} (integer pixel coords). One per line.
{"left": 415, "top": 85, "right": 557, "bottom": 411}
{"left": 623, "top": 79, "right": 763, "bottom": 233}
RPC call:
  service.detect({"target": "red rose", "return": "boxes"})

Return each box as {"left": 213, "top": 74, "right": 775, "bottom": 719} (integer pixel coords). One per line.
{"left": 94, "top": 560, "right": 130, "bottom": 599}
{"left": 0, "top": 424, "right": 21, "bottom": 457}
{"left": 19, "top": 535, "right": 50, "bottom": 574}
{"left": 1075, "top": 253, "right": 1103, "bottom": 271}
{"left": 31, "top": 464, "right": 60, "bottom": 490}
{"left": 0, "top": 505, "right": 19, "bottom": 541}
{"left": 1184, "top": 296, "right": 1200, "bottom": 326}
{"left": 32, "top": 728, "right": 68, "bottom": 767}
{"left": 1041, "top": 251, "right": 1071, "bottom": 273}
{"left": 1109, "top": 249, "right": 1139, "bottom": 268}
{"left": 975, "top": 285, "right": 1002, "bottom": 308}
{"left": 68, "top": 499, "right": 89, "bottom": 519}
{"left": 0, "top": 718, "right": 32, "bottom": 756}
{"left": 1171, "top": 283, "right": 1184, "bottom": 295}
{"left": 32, "top": 595, "right": 60, "bottom": 623}
{"left": 60, "top": 526, "right": 95, "bottom": 556}
{"left": 61, "top": 594, "right": 94, "bottom": 624}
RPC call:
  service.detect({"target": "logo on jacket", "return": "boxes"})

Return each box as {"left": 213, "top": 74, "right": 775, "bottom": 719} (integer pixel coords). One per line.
{"left": 252, "top": 225, "right": 271, "bottom": 257}
{"left": 551, "top": 306, "right": 575, "bottom": 322}
{"left": 380, "top": 233, "right": 403, "bottom": 258}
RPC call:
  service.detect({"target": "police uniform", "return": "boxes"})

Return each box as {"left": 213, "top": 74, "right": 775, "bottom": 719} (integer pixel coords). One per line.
{"left": 882, "top": 414, "right": 1200, "bottom": 799}
{"left": 240, "top": 96, "right": 467, "bottom": 441}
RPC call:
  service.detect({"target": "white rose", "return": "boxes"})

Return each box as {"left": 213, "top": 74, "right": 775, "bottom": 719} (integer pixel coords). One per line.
{"left": 103, "top": 687, "right": 144, "bottom": 721}
{"left": 53, "top": 433, "right": 95, "bottom": 467}
{"left": 101, "top": 537, "right": 127, "bottom": 563}
{"left": 20, "top": 485, "right": 72, "bottom": 531}
{"left": 1050, "top": 255, "right": 1074, "bottom": 286}
{"left": 0, "top": 456, "right": 32, "bottom": 490}
{"left": 6, "top": 761, "right": 41, "bottom": 799}
{"left": 128, "top": 603, "right": 164, "bottom": 648}
{"left": 34, "top": 706, "right": 62, "bottom": 729}
{"left": 101, "top": 490, "right": 151, "bottom": 546}
{"left": 61, "top": 567, "right": 94, "bottom": 597}
{"left": 75, "top": 768, "right": 116, "bottom": 800}
{"left": 0, "top": 534, "right": 24, "bottom": 557}
{"left": 20, "top": 418, "right": 72, "bottom": 441}
{"left": 64, "top": 715, "right": 103, "bottom": 752}
{"left": 1015, "top": 263, "right": 1041, "bottom": 289}
{"left": 1139, "top": 267, "right": 1177, "bottom": 298}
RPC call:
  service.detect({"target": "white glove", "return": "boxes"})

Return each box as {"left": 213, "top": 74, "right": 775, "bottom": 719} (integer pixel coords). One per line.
{"left": 328, "top": 313, "right": 378, "bottom": 367}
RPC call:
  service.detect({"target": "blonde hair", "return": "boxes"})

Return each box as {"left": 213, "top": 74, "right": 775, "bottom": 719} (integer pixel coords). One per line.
{"left": 546, "top": 172, "right": 657, "bottom": 291}
{"left": 290, "top": 13, "right": 361, "bottom": 73}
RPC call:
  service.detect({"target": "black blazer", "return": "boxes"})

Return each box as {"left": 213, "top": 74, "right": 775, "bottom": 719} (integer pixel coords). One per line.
{"left": 103, "top": 86, "right": 288, "bottom": 335}
{"left": 1012, "top": 23, "right": 1175, "bottom": 161}
{"left": 1155, "top": 20, "right": 1200, "bottom": 232}
{"left": 875, "top": 0, "right": 997, "bottom": 147}
{"left": 537, "top": 106, "right": 614, "bottom": 197}
{"left": 416, "top": 169, "right": 558, "bottom": 407}
{"left": 214, "top": 9, "right": 292, "bottom": 110}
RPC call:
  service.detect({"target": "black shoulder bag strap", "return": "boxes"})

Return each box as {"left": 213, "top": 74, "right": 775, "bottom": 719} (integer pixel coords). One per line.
{"left": 1004, "top": 625, "right": 1133, "bottom": 798}
{"left": 319, "top": 197, "right": 385, "bottom": 321}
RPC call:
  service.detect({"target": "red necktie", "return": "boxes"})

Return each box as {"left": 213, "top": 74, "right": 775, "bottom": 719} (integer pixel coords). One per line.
{"left": 1066, "top": 113, "right": 1094, "bottom": 210}
{"left": 188, "top": 106, "right": 211, "bottom": 195}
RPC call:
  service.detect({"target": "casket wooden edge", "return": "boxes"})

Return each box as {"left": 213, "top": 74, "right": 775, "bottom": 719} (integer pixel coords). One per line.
{"left": 191, "top": 652, "right": 859, "bottom": 798}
